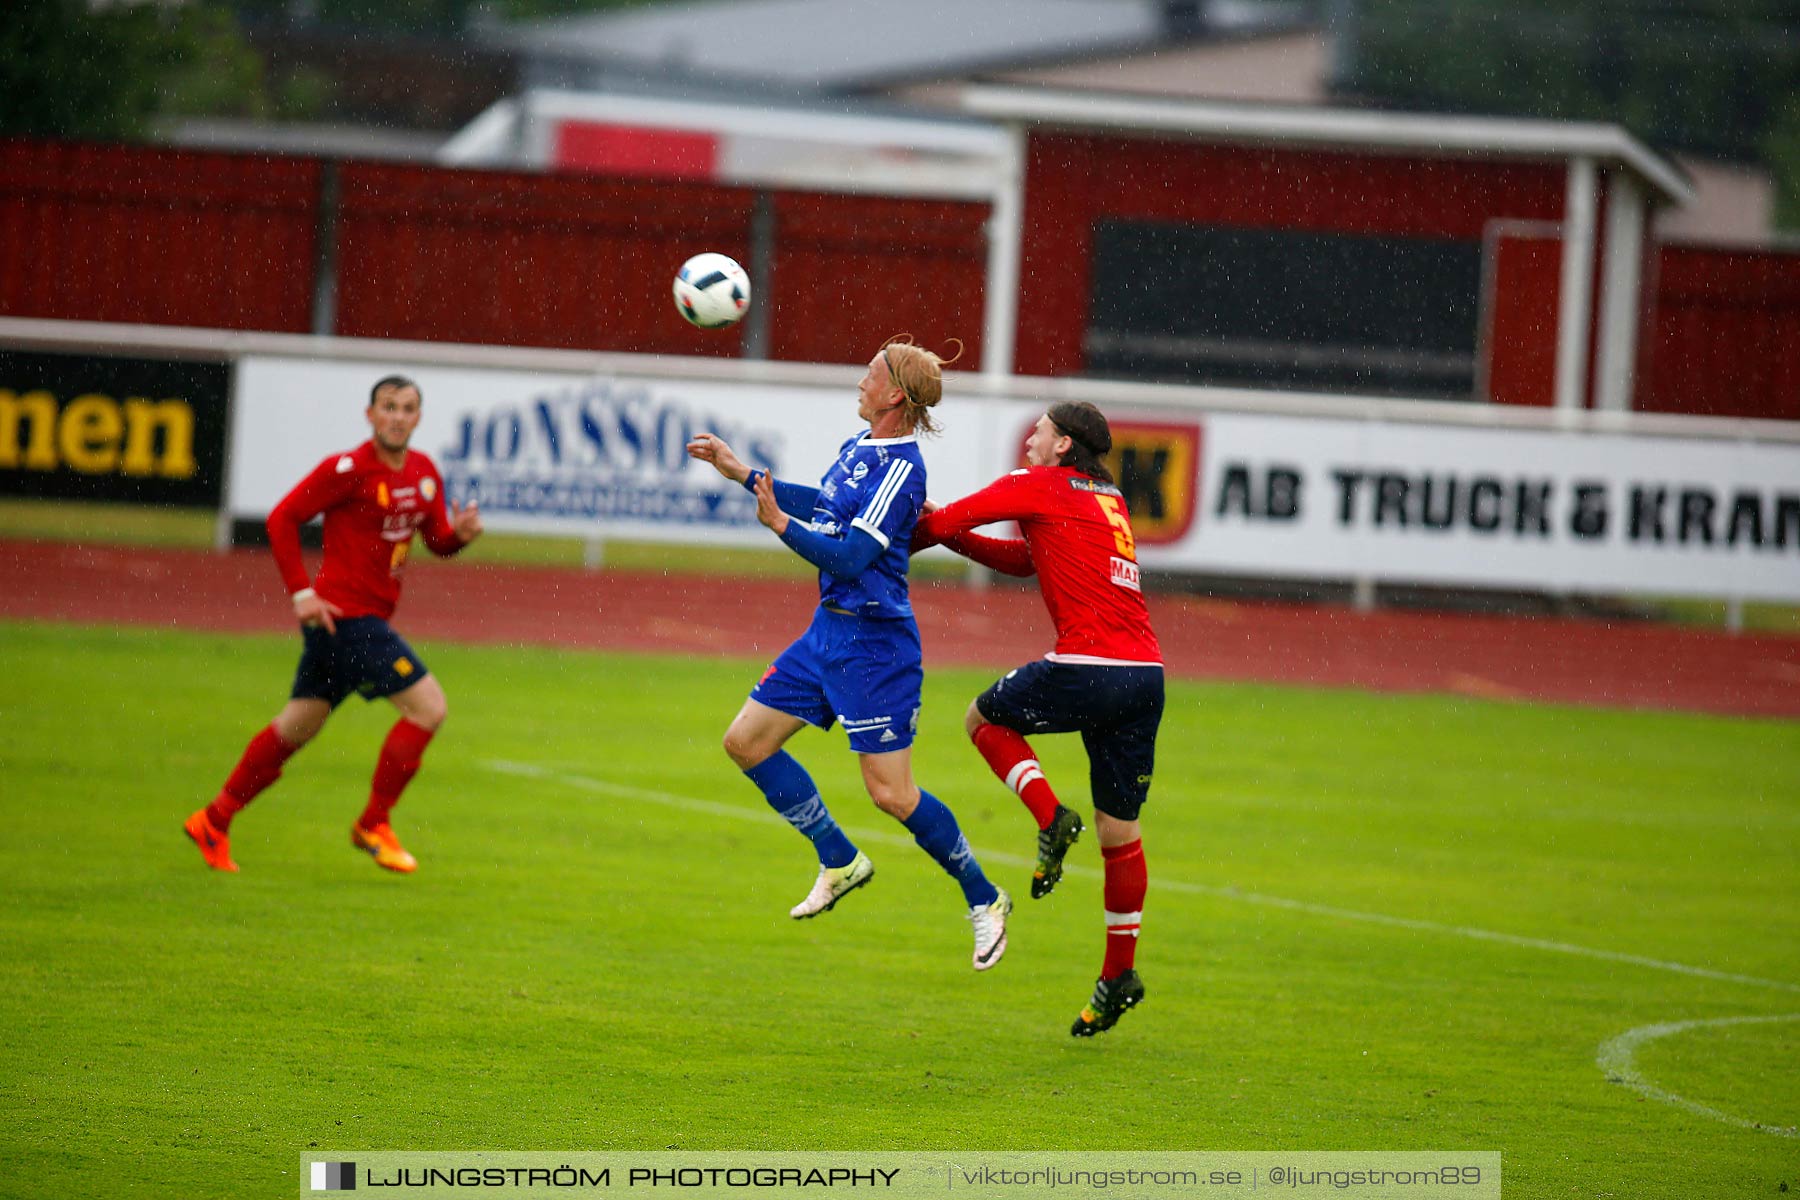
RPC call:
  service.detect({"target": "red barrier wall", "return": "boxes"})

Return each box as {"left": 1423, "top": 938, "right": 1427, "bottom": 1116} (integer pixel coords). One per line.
{"left": 333, "top": 161, "right": 756, "bottom": 358}
{"left": 767, "top": 192, "right": 987, "bottom": 366}
{"left": 1481, "top": 230, "right": 1562, "bottom": 407}
{"left": 0, "top": 139, "right": 991, "bottom": 369}
{"left": 1643, "top": 243, "right": 1800, "bottom": 420}
{"left": 0, "top": 139, "right": 319, "bottom": 333}
{"left": 6, "top": 137, "right": 1800, "bottom": 422}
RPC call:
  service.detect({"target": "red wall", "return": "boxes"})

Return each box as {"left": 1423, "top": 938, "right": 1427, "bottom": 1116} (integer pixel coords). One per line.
{"left": 1015, "top": 133, "right": 1567, "bottom": 377}
{"left": 0, "top": 139, "right": 319, "bottom": 333}
{"left": 767, "top": 193, "right": 987, "bottom": 367}
{"left": 1482, "top": 231, "right": 1562, "bottom": 407}
{"left": 334, "top": 162, "right": 756, "bottom": 358}
{"left": 7, "top": 137, "right": 1800, "bottom": 422}
{"left": 1643, "top": 244, "right": 1800, "bottom": 420}
{"left": 0, "top": 138, "right": 990, "bottom": 368}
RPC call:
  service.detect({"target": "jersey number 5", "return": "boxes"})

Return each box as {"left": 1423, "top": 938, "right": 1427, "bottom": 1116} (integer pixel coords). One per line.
{"left": 1095, "top": 495, "right": 1137, "bottom": 559}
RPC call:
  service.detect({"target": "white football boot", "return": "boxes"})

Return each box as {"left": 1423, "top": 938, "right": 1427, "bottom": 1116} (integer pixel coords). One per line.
{"left": 789, "top": 850, "right": 875, "bottom": 919}
{"left": 968, "top": 886, "right": 1013, "bottom": 970}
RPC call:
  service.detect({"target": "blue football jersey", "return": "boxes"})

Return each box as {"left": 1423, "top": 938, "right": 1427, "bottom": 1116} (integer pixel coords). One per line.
{"left": 806, "top": 431, "right": 926, "bottom": 618}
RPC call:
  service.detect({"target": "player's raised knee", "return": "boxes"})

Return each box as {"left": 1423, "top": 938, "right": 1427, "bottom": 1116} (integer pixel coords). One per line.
{"left": 721, "top": 726, "right": 760, "bottom": 768}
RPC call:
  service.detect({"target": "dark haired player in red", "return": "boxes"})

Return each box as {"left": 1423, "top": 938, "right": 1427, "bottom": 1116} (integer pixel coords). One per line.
{"left": 184, "top": 375, "right": 482, "bottom": 874}
{"left": 912, "top": 401, "right": 1163, "bottom": 1036}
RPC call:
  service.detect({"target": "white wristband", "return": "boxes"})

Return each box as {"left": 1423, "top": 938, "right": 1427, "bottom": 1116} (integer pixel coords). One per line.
{"left": 292, "top": 588, "right": 316, "bottom": 603}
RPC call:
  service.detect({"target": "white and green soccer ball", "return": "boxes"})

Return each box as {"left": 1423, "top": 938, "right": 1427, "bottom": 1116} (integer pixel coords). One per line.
{"left": 673, "top": 252, "right": 751, "bottom": 329}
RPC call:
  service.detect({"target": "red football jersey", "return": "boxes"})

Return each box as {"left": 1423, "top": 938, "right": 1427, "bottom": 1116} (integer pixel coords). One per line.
{"left": 915, "top": 466, "right": 1162, "bottom": 665}
{"left": 267, "top": 441, "right": 463, "bottom": 620}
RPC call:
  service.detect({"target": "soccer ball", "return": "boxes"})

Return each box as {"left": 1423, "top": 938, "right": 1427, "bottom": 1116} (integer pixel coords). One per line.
{"left": 673, "top": 253, "right": 751, "bottom": 329}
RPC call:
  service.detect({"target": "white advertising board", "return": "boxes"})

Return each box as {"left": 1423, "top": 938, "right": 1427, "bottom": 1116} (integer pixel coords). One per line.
{"left": 227, "top": 355, "right": 1800, "bottom": 601}
{"left": 1071, "top": 409, "right": 1800, "bottom": 601}
{"left": 228, "top": 356, "right": 999, "bottom": 548}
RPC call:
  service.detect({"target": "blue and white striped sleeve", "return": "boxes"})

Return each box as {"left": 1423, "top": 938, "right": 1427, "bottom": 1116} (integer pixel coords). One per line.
{"left": 849, "top": 457, "right": 918, "bottom": 549}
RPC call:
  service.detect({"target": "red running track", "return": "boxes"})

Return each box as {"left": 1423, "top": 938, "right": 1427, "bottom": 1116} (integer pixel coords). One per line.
{"left": 3, "top": 539, "right": 1797, "bottom": 719}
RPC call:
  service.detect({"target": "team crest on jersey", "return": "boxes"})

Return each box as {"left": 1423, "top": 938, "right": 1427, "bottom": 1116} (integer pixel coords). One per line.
{"left": 421, "top": 477, "right": 437, "bottom": 502}
{"left": 847, "top": 461, "right": 869, "bottom": 489}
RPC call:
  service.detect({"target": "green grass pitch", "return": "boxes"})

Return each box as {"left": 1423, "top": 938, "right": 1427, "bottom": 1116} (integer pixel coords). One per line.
{"left": 0, "top": 620, "right": 1796, "bottom": 1199}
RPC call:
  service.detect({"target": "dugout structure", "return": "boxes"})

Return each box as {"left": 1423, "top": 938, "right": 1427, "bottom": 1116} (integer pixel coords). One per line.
{"left": 962, "top": 85, "right": 1695, "bottom": 415}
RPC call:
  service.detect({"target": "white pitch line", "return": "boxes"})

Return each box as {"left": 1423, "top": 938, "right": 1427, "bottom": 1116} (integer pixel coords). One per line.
{"left": 1597, "top": 1015, "right": 1800, "bottom": 1139}
{"left": 482, "top": 759, "right": 1800, "bottom": 997}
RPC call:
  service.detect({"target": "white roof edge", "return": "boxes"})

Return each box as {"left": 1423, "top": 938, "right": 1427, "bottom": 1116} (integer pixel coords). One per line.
{"left": 525, "top": 88, "right": 1012, "bottom": 156}
{"left": 438, "top": 99, "right": 521, "bottom": 165}
{"left": 962, "top": 85, "right": 1694, "bottom": 208}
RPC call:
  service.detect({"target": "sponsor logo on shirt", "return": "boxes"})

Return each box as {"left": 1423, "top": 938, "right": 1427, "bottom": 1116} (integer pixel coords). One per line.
{"left": 381, "top": 512, "right": 422, "bottom": 541}
{"left": 1110, "top": 555, "right": 1142, "bottom": 591}
{"left": 336, "top": 455, "right": 354, "bottom": 474}
{"left": 1067, "top": 477, "right": 1124, "bottom": 497}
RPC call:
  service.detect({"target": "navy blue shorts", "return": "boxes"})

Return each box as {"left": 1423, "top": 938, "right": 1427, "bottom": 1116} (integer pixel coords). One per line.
{"left": 977, "top": 659, "right": 1165, "bottom": 821}
{"left": 752, "top": 607, "right": 923, "bottom": 754}
{"left": 291, "top": 617, "right": 430, "bottom": 709}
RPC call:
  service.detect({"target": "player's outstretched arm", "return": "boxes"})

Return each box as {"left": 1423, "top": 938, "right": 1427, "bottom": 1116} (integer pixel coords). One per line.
{"left": 911, "top": 482, "right": 1037, "bottom": 576}
{"left": 688, "top": 432, "right": 819, "bottom": 514}
{"left": 940, "top": 531, "right": 1036, "bottom": 577}
{"left": 760, "top": 474, "right": 821, "bottom": 517}
{"left": 755, "top": 471, "right": 884, "bottom": 577}
{"left": 686, "top": 433, "right": 750, "bottom": 482}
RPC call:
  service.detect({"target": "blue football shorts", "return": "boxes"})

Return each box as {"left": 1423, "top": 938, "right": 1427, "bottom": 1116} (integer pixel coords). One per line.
{"left": 291, "top": 616, "right": 430, "bottom": 709}
{"left": 976, "top": 659, "right": 1165, "bottom": 821}
{"left": 752, "top": 606, "right": 923, "bottom": 754}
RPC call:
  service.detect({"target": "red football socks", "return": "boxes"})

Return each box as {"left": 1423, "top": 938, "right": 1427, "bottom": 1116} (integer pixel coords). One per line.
{"left": 359, "top": 718, "right": 436, "bottom": 830}
{"left": 1101, "top": 839, "right": 1147, "bottom": 979}
{"left": 206, "top": 724, "right": 298, "bottom": 830}
{"left": 971, "top": 722, "right": 1061, "bottom": 830}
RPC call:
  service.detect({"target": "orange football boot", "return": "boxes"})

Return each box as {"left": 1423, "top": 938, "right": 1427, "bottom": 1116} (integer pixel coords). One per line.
{"left": 184, "top": 809, "right": 239, "bottom": 873}
{"left": 351, "top": 822, "right": 417, "bottom": 873}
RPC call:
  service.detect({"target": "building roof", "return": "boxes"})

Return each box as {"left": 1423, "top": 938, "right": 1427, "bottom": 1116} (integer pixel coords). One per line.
{"left": 499, "top": 0, "right": 1304, "bottom": 90}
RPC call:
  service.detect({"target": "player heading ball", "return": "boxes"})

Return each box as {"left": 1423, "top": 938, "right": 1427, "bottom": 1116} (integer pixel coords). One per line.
{"left": 686, "top": 337, "right": 1015, "bottom": 971}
